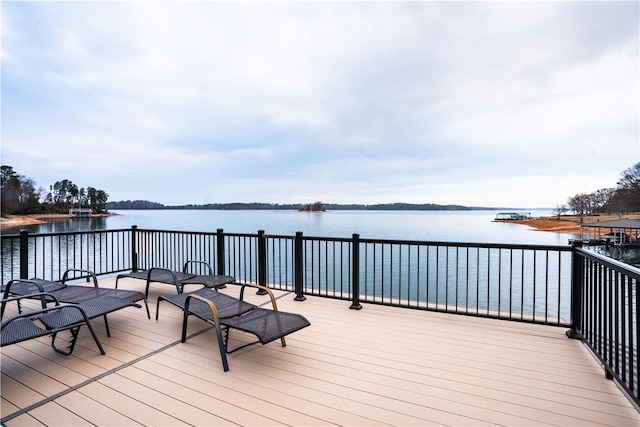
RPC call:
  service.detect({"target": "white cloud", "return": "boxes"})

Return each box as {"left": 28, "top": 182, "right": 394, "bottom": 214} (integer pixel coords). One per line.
{"left": 2, "top": 1, "right": 638, "bottom": 207}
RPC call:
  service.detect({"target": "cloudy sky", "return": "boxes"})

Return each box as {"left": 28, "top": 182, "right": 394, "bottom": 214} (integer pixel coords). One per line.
{"left": 2, "top": 1, "right": 638, "bottom": 208}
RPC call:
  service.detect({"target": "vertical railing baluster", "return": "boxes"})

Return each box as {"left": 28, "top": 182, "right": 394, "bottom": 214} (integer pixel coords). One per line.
{"left": 350, "top": 233, "right": 361, "bottom": 310}
{"left": 567, "top": 241, "right": 584, "bottom": 339}
{"left": 633, "top": 276, "right": 639, "bottom": 397}
{"left": 19, "top": 230, "right": 29, "bottom": 279}
{"left": 257, "top": 230, "right": 267, "bottom": 295}
{"left": 627, "top": 275, "right": 635, "bottom": 384}
{"left": 131, "top": 225, "right": 138, "bottom": 271}
{"left": 216, "top": 228, "right": 225, "bottom": 276}
{"left": 607, "top": 268, "right": 613, "bottom": 372}
{"left": 294, "top": 231, "right": 305, "bottom": 301}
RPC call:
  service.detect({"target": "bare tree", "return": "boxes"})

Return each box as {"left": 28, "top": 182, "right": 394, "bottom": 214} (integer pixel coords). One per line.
{"left": 553, "top": 204, "right": 568, "bottom": 219}
{"left": 616, "top": 162, "right": 640, "bottom": 212}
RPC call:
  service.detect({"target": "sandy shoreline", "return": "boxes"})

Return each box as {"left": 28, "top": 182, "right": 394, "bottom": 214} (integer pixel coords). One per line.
{"left": 0, "top": 213, "right": 116, "bottom": 230}
{"left": 497, "top": 213, "right": 640, "bottom": 234}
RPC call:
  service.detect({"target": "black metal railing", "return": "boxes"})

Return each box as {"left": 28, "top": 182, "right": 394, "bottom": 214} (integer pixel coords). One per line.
{"left": 1, "top": 229, "right": 134, "bottom": 282}
{"left": 1, "top": 226, "right": 638, "bottom": 405}
{"left": 569, "top": 245, "right": 639, "bottom": 405}
{"left": 355, "top": 238, "right": 574, "bottom": 325}
{"left": 1, "top": 227, "right": 575, "bottom": 322}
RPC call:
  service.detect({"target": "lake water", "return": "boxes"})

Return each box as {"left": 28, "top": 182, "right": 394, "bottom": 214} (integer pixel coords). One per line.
{"left": 7, "top": 209, "right": 577, "bottom": 246}
{"left": 5, "top": 209, "right": 637, "bottom": 320}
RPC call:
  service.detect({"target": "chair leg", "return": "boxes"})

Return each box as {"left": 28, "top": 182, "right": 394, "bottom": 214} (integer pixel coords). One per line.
{"left": 102, "top": 314, "right": 111, "bottom": 337}
{"left": 51, "top": 330, "right": 77, "bottom": 356}
{"left": 85, "top": 320, "right": 106, "bottom": 355}
{"left": 181, "top": 308, "right": 190, "bottom": 342}
{"left": 155, "top": 298, "right": 163, "bottom": 321}
{"left": 180, "top": 309, "right": 230, "bottom": 371}
{"left": 215, "top": 324, "right": 229, "bottom": 372}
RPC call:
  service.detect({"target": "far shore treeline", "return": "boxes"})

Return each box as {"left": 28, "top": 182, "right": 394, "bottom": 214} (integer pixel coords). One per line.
{"left": 105, "top": 200, "right": 483, "bottom": 211}
{"left": 2, "top": 162, "right": 639, "bottom": 216}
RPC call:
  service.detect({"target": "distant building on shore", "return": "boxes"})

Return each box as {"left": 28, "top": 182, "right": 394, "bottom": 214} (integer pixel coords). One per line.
{"left": 495, "top": 212, "right": 530, "bottom": 220}
{"left": 69, "top": 208, "right": 92, "bottom": 218}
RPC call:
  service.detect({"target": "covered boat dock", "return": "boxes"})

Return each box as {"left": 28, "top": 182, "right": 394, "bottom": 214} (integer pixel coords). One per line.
{"left": 580, "top": 218, "right": 640, "bottom": 247}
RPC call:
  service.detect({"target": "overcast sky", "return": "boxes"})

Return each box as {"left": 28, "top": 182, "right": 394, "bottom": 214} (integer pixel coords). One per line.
{"left": 2, "top": 1, "right": 638, "bottom": 208}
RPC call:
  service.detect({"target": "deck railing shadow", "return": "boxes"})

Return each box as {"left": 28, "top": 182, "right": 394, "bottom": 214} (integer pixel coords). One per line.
{"left": 1, "top": 226, "right": 638, "bottom": 406}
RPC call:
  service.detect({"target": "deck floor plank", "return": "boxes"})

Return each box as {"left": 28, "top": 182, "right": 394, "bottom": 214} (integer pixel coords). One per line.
{"left": 3, "top": 414, "right": 44, "bottom": 427}
{"left": 26, "top": 400, "right": 93, "bottom": 427}
{"left": 54, "top": 388, "right": 144, "bottom": 426}
{"left": 118, "top": 362, "right": 323, "bottom": 426}
{"left": 1, "top": 373, "right": 48, "bottom": 412}
{"left": 148, "top": 349, "right": 377, "bottom": 426}
{"left": 2, "top": 278, "right": 639, "bottom": 426}
{"left": 79, "top": 380, "right": 192, "bottom": 426}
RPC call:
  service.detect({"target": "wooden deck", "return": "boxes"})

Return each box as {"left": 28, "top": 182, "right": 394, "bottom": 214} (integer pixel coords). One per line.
{"left": 2, "top": 277, "right": 639, "bottom": 426}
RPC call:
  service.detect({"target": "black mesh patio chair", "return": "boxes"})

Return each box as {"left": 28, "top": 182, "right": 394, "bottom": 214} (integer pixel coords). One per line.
{"left": 157, "top": 283, "right": 310, "bottom": 371}
{"left": 115, "top": 260, "right": 235, "bottom": 298}
{"left": 1, "top": 292, "right": 111, "bottom": 355}
{"left": 1, "top": 268, "right": 149, "bottom": 322}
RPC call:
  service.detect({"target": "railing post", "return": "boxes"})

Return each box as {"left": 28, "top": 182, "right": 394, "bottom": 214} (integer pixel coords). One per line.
{"left": 294, "top": 231, "right": 306, "bottom": 301}
{"left": 130, "top": 225, "right": 138, "bottom": 271}
{"left": 566, "top": 240, "right": 584, "bottom": 339}
{"left": 19, "top": 230, "right": 29, "bottom": 279}
{"left": 216, "top": 228, "right": 225, "bottom": 275}
{"left": 256, "top": 230, "right": 268, "bottom": 295}
{"left": 350, "top": 233, "right": 362, "bottom": 310}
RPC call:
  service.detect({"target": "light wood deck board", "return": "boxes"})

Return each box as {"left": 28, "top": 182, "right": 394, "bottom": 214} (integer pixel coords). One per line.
{"left": 116, "top": 365, "right": 288, "bottom": 425}
{"left": 54, "top": 388, "right": 144, "bottom": 426}
{"left": 2, "top": 278, "right": 639, "bottom": 426}
{"left": 237, "top": 343, "right": 622, "bottom": 425}
{"left": 26, "top": 400, "right": 92, "bottom": 427}
{"left": 128, "top": 360, "right": 342, "bottom": 425}
{"left": 4, "top": 413, "right": 44, "bottom": 427}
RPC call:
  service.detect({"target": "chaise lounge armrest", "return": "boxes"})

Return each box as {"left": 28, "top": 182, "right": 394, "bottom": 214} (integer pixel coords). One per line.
{"left": 61, "top": 268, "right": 100, "bottom": 287}
{"left": 176, "top": 283, "right": 310, "bottom": 372}
{"left": 2, "top": 277, "right": 149, "bottom": 320}
{"left": 1, "top": 292, "right": 106, "bottom": 355}
{"left": 115, "top": 261, "right": 233, "bottom": 296}
{"left": 0, "top": 269, "right": 100, "bottom": 299}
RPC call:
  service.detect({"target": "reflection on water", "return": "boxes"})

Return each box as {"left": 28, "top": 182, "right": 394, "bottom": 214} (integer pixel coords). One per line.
{"left": 592, "top": 245, "right": 640, "bottom": 268}
{"left": 4, "top": 209, "right": 637, "bottom": 271}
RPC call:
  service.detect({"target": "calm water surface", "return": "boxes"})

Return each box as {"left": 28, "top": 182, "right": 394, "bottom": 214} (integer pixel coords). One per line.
{"left": 7, "top": 209, "right": 577, "bottom": 245}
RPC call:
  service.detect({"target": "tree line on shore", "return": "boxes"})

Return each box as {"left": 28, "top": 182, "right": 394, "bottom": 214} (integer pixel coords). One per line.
{"left": 2, "top": 162, "right": 638, "bottom": 216}
{"left": 0, "top": 165, "right": 109, "bottom": 216}
{"left": 105, "top": 200, "right": 476, "bottom": 211}
{"left": 557, "top": 162, "right": 640, "bottom": 217}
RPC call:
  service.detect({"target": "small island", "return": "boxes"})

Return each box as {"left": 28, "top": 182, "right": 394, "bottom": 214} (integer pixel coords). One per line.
{"left": 298, "top": 201, "right": 326, "bottom": 212}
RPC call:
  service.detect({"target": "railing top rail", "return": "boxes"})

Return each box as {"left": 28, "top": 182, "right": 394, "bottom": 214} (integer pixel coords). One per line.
{"left": 264, "top": 233, "right": 573, "bottom": 249}
{"left": 262, "top": 233, "right": 296, "bottom": 239}
{"left": 357, "top": 238, "right": 572, "bottom": 251}
{"left": 576, "top": 246, "right": 640, "bottom": 280}
{"left": 133, "top": 227, "right": 220, "bottom": 236}
{"left": 4, "top": 228, "right": 574, "bottom": 253}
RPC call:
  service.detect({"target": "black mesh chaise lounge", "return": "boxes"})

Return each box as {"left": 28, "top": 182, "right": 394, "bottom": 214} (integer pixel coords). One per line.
{"left": 1, "top": 292, "right": 139, "bottom": 355}
{"left": 115, "top": 261, "right": 235, "bottom": 299}
{"left": 2, "top": 268, "right": 148, "bottom": 324}
{"left": 156, "top": 283, "right": 310, "bottom": 371}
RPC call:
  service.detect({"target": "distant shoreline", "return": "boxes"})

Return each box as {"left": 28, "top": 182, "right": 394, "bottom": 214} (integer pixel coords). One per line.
{"left": 4, "top": 212, "right": 639, "bottom": 234}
